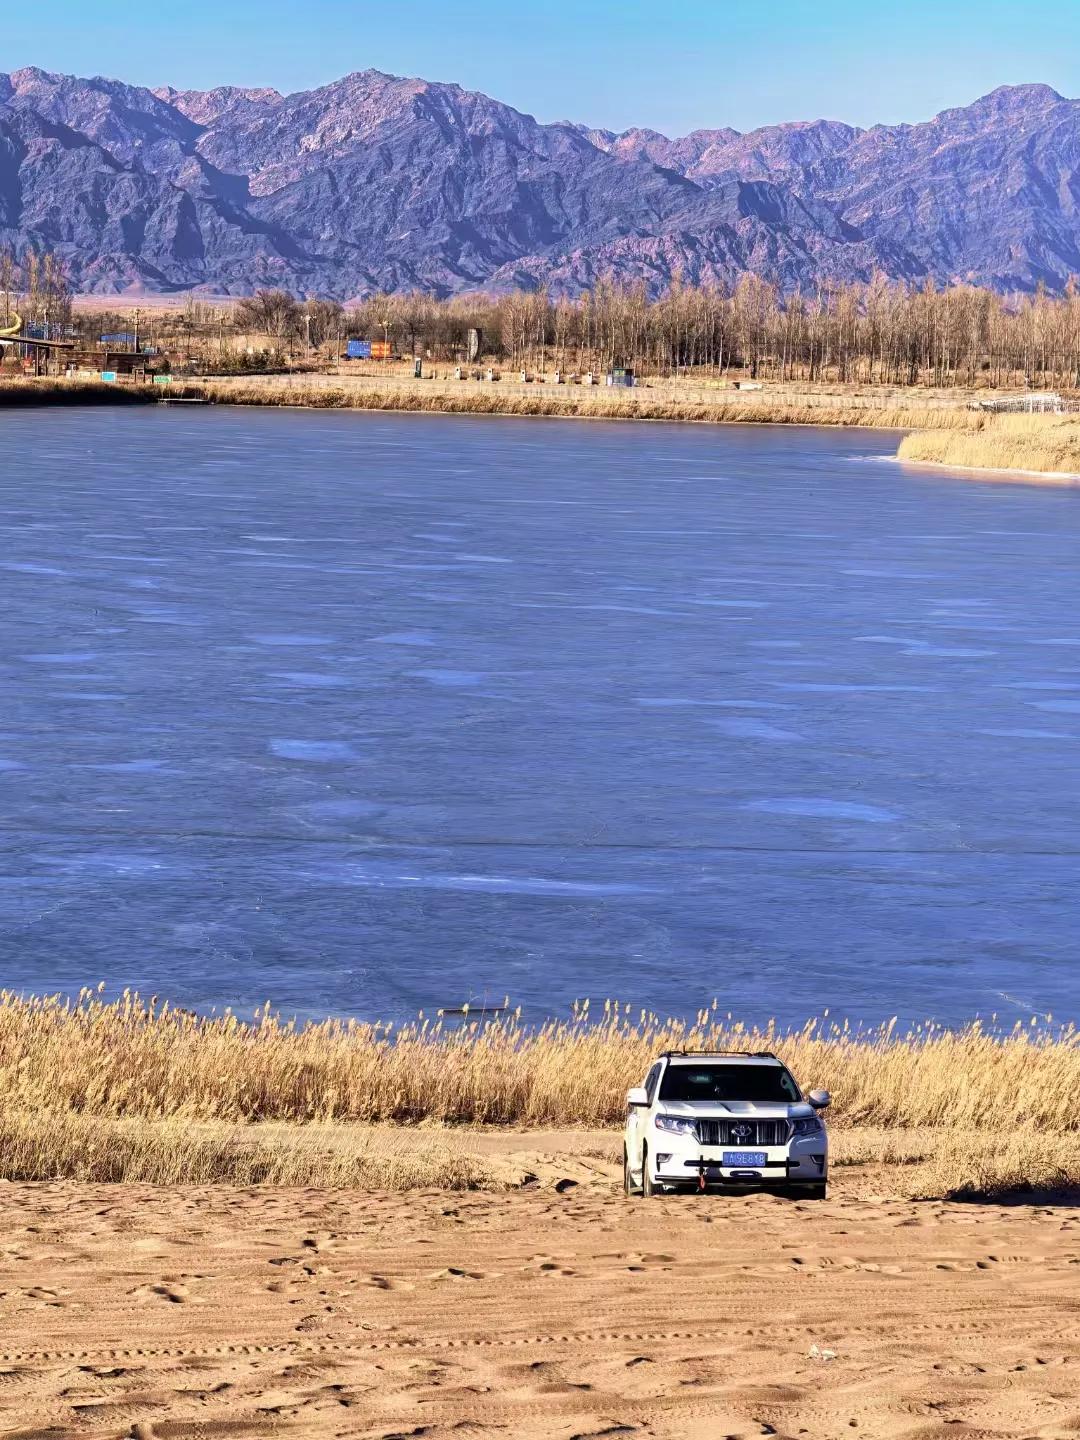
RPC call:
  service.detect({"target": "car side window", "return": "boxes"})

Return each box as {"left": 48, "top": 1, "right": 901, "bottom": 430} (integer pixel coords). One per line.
{"left": 644, "top": 1062, "right": 663, "bottom": 1103}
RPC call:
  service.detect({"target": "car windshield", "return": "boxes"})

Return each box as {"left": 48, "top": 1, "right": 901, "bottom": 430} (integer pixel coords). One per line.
{"left": 658, "top": 1063, "right": 801, "bottom": 1104}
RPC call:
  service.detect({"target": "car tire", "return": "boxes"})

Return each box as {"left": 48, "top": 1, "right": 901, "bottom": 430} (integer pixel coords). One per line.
{"left": 788, "top": 1182, "right": 827, "bottom": 1201}
{"left": 623, "top": 1145, "right": 642, "bottom": 1197}
{"left": 641, "top": 1144, "right": 658, "bottom": 1197}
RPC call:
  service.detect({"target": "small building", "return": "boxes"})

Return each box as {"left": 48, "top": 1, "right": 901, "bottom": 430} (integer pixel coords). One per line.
{"left": 606, "top": 366, "right": 634, "bottom": 388}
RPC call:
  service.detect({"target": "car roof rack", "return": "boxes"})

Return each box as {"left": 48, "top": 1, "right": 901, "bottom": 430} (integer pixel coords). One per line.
{"left": 659, "top": 1049, "right": 778, "bottom": 1060}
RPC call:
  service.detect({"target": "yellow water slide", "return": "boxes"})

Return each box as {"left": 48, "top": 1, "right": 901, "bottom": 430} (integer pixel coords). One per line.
{"left": 0, "top": 313, "right": 22, "bottom": 340}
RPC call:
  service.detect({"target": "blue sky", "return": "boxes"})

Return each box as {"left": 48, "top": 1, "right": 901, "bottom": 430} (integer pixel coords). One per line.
{"left": 5, "top": 0, "right": 1080, "bottom": 135}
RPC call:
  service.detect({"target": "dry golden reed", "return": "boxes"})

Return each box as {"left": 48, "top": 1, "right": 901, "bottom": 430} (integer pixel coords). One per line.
{"left": 0, "top": 377, "right": 155, "bottom": 406}
{"left": 2, "top": 989, "right": 1076, "bottom": 1130}
{"left": 899, "top": 411, "right": 1080, "bottom": 476}
{"left": 0, "top": 1110, "right": 496, "bottom": 1189}
{"left": 0, "top": 372, "right": 984, "bottom": 433}
{"left": 0, "top": 992, "right": 1076, "bottom": 1195}
{"left": 189, "top": 377, "right": 977, "bottom": 431}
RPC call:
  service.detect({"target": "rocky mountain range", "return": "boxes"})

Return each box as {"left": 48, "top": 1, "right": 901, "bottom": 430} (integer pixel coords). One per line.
{"left": 1, "top": 66, "right": 1078, "bottom": 299}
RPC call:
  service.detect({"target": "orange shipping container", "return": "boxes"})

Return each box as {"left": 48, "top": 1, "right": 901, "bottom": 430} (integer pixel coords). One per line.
{"left": 370, "top": 340, "right": 392, "bottom": 360}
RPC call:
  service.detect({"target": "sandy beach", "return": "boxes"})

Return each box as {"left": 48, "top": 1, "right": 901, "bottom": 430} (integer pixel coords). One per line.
{"left": 2, "top": 1133, "right": 1077, "bottom": 1440}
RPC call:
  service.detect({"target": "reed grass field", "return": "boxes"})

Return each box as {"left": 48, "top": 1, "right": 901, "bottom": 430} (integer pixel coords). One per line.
{"left": 190, "top": 377, "right": 978, "bottom": 430}
{"left": 1, "top": 990, "right": 1076, "bottom": 1196}
{"left": 0, "top": 377, "right": 156, "bottom": 405}
{"left": 899, "top": 411, "right": 1080, "bottom": 476}
{"left": 0, "top": 372, "right": 1012, "bottom": 437}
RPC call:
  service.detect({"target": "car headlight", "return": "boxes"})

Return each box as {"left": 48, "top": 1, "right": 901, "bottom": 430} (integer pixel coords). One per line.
{"left": 792, "top": 1115, "right": 824, "bottom": 1138}
{"left": 654, "top": 1114, "right": 697, "bottom": 1136}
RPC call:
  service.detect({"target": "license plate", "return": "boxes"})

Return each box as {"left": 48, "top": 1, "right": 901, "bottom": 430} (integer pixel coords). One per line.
{"left": 723, "top": 1150, "right": 767, "bottom": 1167}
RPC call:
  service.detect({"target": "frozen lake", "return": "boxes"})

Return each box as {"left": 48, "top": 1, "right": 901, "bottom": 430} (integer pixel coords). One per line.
{"left": 1, "top": 407, "right": 1077, "bottom": 1027}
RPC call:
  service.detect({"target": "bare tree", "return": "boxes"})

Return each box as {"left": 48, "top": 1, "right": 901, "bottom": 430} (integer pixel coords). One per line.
{"left": 234, "top": 290, "right": 302, "bottom": 340}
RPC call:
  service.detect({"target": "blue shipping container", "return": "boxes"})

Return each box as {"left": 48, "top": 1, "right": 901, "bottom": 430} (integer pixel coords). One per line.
{"left": 100, "top": 332, "right": 137, "bottom": 345}
{"left": 346, "top": 339, "right": 372, "bottom": 360}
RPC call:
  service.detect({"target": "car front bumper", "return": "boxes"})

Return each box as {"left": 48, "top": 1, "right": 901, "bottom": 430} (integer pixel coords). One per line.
{"left": 650, "top": 1139, "right": 827, "bottom": 1188}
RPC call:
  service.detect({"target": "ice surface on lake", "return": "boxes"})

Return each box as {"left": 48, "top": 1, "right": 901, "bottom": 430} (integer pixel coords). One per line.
{"left": 0, "top": 408, "right": 1076, "bottom": 1027}
{"left": 270, "top": 740, "right": 363, "bottom": 762}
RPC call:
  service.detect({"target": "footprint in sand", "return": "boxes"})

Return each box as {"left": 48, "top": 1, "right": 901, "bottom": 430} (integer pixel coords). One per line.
{"left": 22, "top": 1286, "right": 65, "bottom": 1305}
{"left": 359, "top": 1274, "right": 415, "bottom": 1291}
{"left": 521, "top": 1257, "right": 578, "bottom": 1277}
{"left": 426, "top": 1266, "right": 486, "bottom": 1281}
{"left": 132, "top": 1279, "right": 200, "bottom": 1305}
{"left": 301, "top": 1232, "right": 339, "bottom": 1251}
{"left": 624, "top": 1252, "right": 676, "bottom": 1271}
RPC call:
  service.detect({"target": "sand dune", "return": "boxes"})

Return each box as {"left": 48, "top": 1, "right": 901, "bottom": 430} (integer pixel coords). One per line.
{"left": 0, "top": 1138, "right": 1077, "bottom": 1439}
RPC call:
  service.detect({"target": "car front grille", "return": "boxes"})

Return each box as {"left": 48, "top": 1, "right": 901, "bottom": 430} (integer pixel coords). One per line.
{"left": 695, "top": 1118, "right": 791, "bottom": 1147}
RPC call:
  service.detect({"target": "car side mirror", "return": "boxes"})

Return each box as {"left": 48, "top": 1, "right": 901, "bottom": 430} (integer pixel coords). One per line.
{"left": 626, "top": 1087, "right": 649, "bottom": 1108}
{"left": 807, "top": 1089, "right": 831, "bottom": 1110}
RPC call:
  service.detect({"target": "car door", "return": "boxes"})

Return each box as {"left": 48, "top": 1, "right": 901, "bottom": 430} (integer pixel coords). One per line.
{"left": 629, "top": 1062, "right": 662, "bottom": 1174}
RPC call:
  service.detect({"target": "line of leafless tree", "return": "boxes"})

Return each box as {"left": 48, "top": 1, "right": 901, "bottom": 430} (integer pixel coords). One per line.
{"left": 231, "top": 275, "right": 1080, "bottom": 389}
{"left": 9, "top": 241, "right": 1080, "bottom": 389}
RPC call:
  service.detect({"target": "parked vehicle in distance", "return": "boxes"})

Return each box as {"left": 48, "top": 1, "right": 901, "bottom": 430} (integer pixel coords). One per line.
{"left": 623, "top": 1050, "right": 830, "bottom": 1199}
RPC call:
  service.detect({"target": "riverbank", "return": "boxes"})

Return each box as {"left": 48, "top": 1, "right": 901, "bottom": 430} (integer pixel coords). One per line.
{"left": 0, "top": 371, "right": 980, "bottom": 429}
{"left": 191, "top": 374, "right": 979, "bottom": 429}
{"left": 3, "top": 992, "right": 1076, "bottom": 1198}
{"left": 7, "top": 370, "right": 1078, "bottom": 482}
{"left": 899, "top": 410, "right": 1080, "bottom": 476}
{"left": 0, "top": 377, "right": 157, "bottom": 405}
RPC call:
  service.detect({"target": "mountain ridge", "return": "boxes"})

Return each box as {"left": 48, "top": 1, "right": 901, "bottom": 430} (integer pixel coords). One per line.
{"left": 1, "top": 68, "right": 1078, "bottom": 299}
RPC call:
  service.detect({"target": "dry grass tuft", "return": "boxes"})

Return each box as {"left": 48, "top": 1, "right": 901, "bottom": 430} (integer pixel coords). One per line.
{"left": 831, "top": 1127, "right": 1080, "bottom": 1201}
{"left": 898, "top": 411, "right": 1080, "bottom": 476}
{"left": 915, "top": 1132, "right": 1080, "bottom": 1202}
{"left": 0, "top": 1110, "right": 497, "bottom": 1189}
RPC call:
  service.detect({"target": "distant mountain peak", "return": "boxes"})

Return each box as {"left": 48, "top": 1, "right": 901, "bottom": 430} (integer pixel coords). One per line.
{"left": 8, "top": 65, "right": 61, "bottom": 87}
{"left": 935, "top": 82, "right": 1070, "bottom": 125}
{"left": 982, "top": 81, "right": 1065, "bottom": 104}
{"left": 2, "top": 67, "right": 1079, "bottom": 299}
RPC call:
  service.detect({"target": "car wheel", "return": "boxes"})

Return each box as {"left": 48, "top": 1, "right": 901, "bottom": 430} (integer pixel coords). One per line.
{"left": 787, "top": 1182, "right": 827, "bottom": 1201}
{"left": 641, "top": 1144, "right": 658, "bottom": 1197}
{"left": 623, "top": 1145, "right": 642, "bottom": 1197}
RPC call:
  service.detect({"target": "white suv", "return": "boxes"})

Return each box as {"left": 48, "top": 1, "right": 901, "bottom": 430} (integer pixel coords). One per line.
{"left": 623, "top": 1050, "right": 830, "bottom": 1199}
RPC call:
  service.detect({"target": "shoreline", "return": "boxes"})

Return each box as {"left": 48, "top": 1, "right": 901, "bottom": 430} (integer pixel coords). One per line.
{"left": 186, "top": 378, "right": 967, "bottom": 432}
{"left": 7, "top": 371, "right": 1077, "bottom": 485}
{"left": 0, "top": 374, "right": 967, "bottom": 432}
{"left": 898, "top": 411, "right": 1080, "bottom": 477}
{"left": 897, "top": 453, "right": 1080, "bottom": 484}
